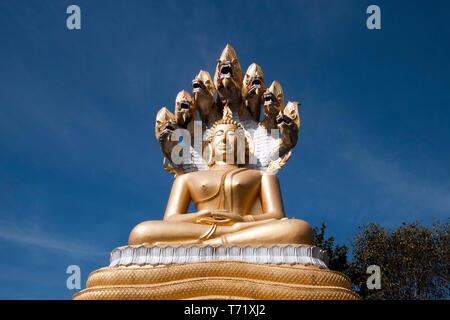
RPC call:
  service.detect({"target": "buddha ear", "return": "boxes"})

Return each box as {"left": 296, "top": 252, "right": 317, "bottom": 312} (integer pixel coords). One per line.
{"left": 202, "top": 139, "right": 215, "bottom": 166}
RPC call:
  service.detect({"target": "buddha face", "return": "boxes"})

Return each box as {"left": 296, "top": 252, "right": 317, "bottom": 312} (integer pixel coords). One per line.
{"left": 209, "top": 123, "right": 247, "bottom": 165}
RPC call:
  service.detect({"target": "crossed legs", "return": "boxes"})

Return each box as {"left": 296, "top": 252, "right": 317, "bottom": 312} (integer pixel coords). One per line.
{"left": 128, "top": 218, "right": 313, "bottom": 246}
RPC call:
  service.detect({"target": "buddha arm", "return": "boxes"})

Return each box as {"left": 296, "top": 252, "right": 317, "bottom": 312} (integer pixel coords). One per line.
{"left": 163, "top": 175, "right": 204, "bottom": 223}
{"left": 248, "top": 173, "right": 286, "bottom": 221}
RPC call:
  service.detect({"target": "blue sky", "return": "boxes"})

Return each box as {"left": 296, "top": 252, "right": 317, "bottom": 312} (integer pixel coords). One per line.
{"left": 0, "top": 0, "right": 449, "bottom": 299}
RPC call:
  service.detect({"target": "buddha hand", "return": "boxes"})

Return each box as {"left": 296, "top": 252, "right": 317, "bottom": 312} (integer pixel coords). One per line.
{"left": 196, "top": 210, "right": 244, "bottom": 225}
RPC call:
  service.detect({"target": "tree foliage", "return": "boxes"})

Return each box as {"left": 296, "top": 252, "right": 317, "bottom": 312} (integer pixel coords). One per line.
{"left": 313, "top": 222, "right": 349, "bottom": 274}
{"left": 348, "top": 220, "right": 449, "bottom": 300}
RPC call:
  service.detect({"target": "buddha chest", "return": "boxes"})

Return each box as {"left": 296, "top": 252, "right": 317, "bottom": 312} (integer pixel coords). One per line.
{"left": 190, "top": 168, "right": 262, "bottom": 214}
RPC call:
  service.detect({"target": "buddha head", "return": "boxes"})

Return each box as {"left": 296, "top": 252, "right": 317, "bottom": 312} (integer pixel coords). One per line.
{"left": 203, "top": 107, "right": 253, "bottom": 166}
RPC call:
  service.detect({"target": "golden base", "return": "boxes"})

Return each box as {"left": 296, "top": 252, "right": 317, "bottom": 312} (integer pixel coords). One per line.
{"left": 74, "top": 261, "right": 359, "bottom": 300}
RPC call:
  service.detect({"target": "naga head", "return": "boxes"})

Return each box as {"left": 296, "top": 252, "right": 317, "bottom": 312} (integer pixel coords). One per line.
{"left": 155, "top": 107, "right": 175, "bottom": 141}
{"left": 174, "top": 90, "right": 196, "bottom": 129}
{"left": 191, "top": 70, "right": 216, "bottom": 117}
{"left": 262, "top": 81, "right": 284, "bottom": 119}
{"left": 214, "top": 44, "right": 244, "bottom": 104}
{"left": 242, "top": 63, "right": 265, "bottom": 120}
{"left": 282, "top": 101, "right": 301, "bottom": 131}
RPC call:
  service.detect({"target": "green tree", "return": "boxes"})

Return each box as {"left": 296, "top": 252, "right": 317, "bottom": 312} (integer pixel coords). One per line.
{"left": 348, "top": 220, "right": 449, "bottom": 300}
{"left": 313, "top": 222, "right": 350, "bottom": 274}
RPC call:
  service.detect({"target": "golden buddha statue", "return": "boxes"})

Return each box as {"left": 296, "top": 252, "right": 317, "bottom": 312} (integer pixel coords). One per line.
{"left": 73, "top": 44, "right": 360, "bottom": 301}
{"left": 129, "top": 107, "right": 314, "bottom": 247}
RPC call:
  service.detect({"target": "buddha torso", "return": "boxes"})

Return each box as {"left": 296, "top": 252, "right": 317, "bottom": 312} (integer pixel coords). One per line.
{"left": 181, "top": 165, "right": 264, "bottom": 216}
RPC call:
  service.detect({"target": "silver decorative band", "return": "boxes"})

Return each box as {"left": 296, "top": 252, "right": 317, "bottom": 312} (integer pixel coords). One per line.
{"left": 109, "top": 245, "right": 329, "bottom": 268}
